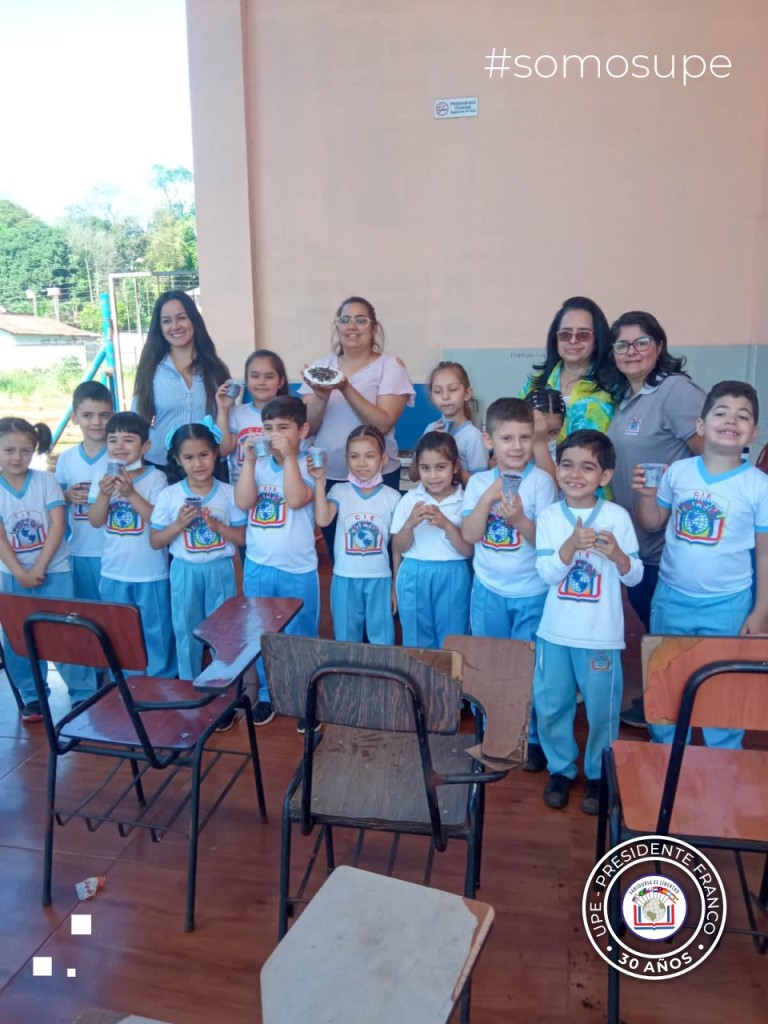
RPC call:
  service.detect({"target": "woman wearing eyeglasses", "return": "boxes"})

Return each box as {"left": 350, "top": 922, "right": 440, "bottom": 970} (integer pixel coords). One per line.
{"left": 606, "top": 310, "right": 705, "bottom": 723}
{"left": 520, "top": 296, "right": 617, "bottom": 441}
{"left": 300, "top": 296, "right": 415, "bottom": 557}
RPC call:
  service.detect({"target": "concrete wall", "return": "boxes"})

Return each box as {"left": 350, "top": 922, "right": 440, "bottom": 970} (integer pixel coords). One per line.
{"left": 186, "top": 0, "right": 768, "bottom": 406}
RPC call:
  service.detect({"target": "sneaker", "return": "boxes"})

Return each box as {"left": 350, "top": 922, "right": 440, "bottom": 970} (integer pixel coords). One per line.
{"left": 581, "top": 779, "right": 601, "bottom": 816}
{"left": 254, "top": 701, "right": 275, "bottom": 727}
{"left": 543, "top": 773, "right": 571, "bottom": 809}
{"left": 296, "top": 718, "right": 322, "bottom": 734}
{"left": 523, "top": 742, "right": 547, "bottom": 773}
{"left": 21, "top": 700, "right": 43, "bottom": 723}
{"left": 619, "top": 696, "right": 647, "bottom": 728}
{"left": 215, "top": 709, "right": 238, "bottom": 732}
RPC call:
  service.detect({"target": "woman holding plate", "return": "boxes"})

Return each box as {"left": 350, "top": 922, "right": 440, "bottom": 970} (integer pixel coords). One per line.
{"left": 300, "top": 296, "right": 415, "bottom": 557}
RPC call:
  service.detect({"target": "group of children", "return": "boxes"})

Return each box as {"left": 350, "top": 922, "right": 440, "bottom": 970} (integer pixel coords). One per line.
{"left": 2, "top": 355, "right": 767, "bottom": 817}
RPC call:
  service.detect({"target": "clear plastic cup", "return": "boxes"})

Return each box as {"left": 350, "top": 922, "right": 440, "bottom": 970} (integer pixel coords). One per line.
{"left": 502, "top": 472, "right": 523, "bottom": 499}
{"left": 106, "top": 460, "right": 125, "bottom": 477}
{"left": 439, "top": 418, "right": 456, "bottom": 435}
{"left": 184, "top": 495, "right": 203, "bottom": 510}
{"left": 308, "top": 447, "right": 327, "bottom": 468}
{"left": 254, "top": 437, "right": 271, "bottom": 458}
{"left": 225, "top": 379, "right": 244, "bottom": 399}
{"left": 641, "top": 463, "right": 664, "bottom": 488}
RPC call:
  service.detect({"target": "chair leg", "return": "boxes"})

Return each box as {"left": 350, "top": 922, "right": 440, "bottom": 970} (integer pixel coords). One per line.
{"left": 241, "top": 694, "right": 268, "bottom": 822}
{"left": 606, "top": 863, "right": 621, "bottom": 1024}
{"left": 323, "top": 825, "right": 335, "bottom": 873}
{"left": 42, "top": 752, "right": 57, "bottom": 906}
{"left": 128, "top": 757, "right": 146, "bottom": 807}
{"left": 459, "top": 976, "right": 472, "bottom": 1024}
{"left": 474, "top": 782, "right": 486, "bottom": 892}
{"left": 185, "top": 743, "right": 205, "bottom": 933}
{"left": 278, "top": 798, "right": 293, "bottom": 940}
{"left": 464, "top": 802, "right": 480, "bottom": 901}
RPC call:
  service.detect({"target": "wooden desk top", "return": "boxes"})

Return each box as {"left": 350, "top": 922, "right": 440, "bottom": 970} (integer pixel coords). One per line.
{"left": 261, "top": 866, "right": 494, "bottom": 1024}
{"left": 192, "top": 596, "right": 303, "bottom": 692}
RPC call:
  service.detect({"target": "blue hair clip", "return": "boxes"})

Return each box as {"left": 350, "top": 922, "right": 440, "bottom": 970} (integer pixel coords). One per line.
{"left": 165, "top": 416, "right": 223, "bottom": 452}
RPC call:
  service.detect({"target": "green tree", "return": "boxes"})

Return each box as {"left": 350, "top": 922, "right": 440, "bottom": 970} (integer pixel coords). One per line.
{"left": 0, "top": 201, "right": 73, "bottom": 313}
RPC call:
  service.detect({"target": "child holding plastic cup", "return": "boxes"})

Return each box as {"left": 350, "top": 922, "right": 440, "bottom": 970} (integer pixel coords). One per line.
{"left": 150, "top": 418, "right": 247, "bottom": 681}
{"left": 409, "top": 361, "right": 487, "bottom": 486}
{"left": 310, "top": 425, "right": 400, "bottom": 644}
{"left": 391, "top": 431, "right": 473, "bottom": 648}
{"left": 215, "top": 349, "right": 289, "bottom": 484}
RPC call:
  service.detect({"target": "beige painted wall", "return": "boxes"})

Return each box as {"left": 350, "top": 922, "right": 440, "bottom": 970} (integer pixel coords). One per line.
{"left": 187, "top": 0, "right": 768, "bottom": 385}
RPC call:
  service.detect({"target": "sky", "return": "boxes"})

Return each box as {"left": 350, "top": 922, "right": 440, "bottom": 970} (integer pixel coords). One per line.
{"left": 0, "top": 0, "right": 193, "bottom": 224}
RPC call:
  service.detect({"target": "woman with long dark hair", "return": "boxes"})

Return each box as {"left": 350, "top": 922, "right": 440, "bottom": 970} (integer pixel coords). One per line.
{"left": 133, "top": 290, "right": 230, "bottom": 470}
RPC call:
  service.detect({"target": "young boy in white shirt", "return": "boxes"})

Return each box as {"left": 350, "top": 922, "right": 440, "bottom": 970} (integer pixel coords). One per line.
{"left": 55, "top": 381, "right": 112, "bottom": 601}
{"left": 88, "top": 412, "right": 175, "bottom": 678}
{"left": 633, "top": 380, "right": 768, "bottom": 749}
{"left": 534, "top": 430, "right": 643, "bottom": 813}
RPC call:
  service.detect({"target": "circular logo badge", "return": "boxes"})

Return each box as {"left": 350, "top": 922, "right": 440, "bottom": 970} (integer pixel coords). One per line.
{"left": 435, "top": 101, "right": 449, "bottom": 117}
{"left": 582, "top": 835, "right": 727, "bottom": 981}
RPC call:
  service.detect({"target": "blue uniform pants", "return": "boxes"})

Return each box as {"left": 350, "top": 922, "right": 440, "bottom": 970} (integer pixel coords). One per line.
{"left": 170, "top": 558, "right": 236, "bottom": 680}
{"left": 99, "top": 577, "right": 177, "bottom": 678}
{"left": 0, "top": 571, "right": 97, "bottom": 705}
{"left": 533, "top": 638, "right": 623, "bottom": 781}
{"left": 331, "top": 575, "right": 394, "bottom": 645}
{"left": 72, "top": 555, "right": 102, "bottom": 602}
{"left": 648, "top": 580, "right": 752, "bottom": 749}
{"left": 243, "top": 560, "right": 320, "bottom": 703}
{"left": 396, "top": 558, "right": 471, "bottom": 650}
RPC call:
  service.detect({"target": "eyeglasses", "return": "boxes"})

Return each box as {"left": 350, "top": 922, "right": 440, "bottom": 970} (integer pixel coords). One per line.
{"left": 336, "top": 315, "right": 374, "bottom": 327}
{"left": 556, "top": 329, "right": 594, "bottom": 343}
{"left": 612, "top": 336, "right": 654, "bottom": 355}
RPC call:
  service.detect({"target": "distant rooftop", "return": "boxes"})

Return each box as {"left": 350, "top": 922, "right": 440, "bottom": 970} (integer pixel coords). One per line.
{"left": 0, "top": 313, "right": 97, "bottom": 337}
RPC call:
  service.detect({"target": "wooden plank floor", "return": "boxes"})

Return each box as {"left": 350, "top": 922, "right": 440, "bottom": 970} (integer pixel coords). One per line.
{"left": 0, "top": 552, "right": 767, "bottom": 1023}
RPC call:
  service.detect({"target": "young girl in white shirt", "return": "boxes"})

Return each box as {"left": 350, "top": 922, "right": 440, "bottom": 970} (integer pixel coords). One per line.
{"left": 311, "top": 425, "right": 400, "bottom": 644}
{"left": 393, "top": 431, "right": 474, "bottom": 649}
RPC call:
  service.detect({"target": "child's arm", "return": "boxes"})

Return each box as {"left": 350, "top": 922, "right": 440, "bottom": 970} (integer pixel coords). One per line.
{"left": 270, "top": 434, "right": 313, "bottom": 509}
{"left": 631, "top": 465, "right": 671, "bottom": 532}
{"left": 113, "top": 469, "right": 155, "bottom": 523}
{"left": 150, "top": 504, "right": 197, "bottom": 549}
{"left": 215, "top": 384, "right": 237, "bottom": 457}
{"left": 741, "top": 532, "right": 768, "bottom": 634}
{"left": 498, "top": 494, "right": 536, "bottom": 547}
{"left": 423, "top": 505, "right": 474, "bottom": 558}
{"left": 88, "top": 474, "right": 117, "bottom": 527}
{"left": 461, "top": 478, "right": 502, "bottom": 543}
{"left": 0, "top": 524, "right": 49, "bottom": 588}
{"left": 594, "top": 529, "right": 644, "bottom": 587}
{"left": 234, "top": 442, "right": 258, "bottom": 511}
{"left": 28, "top": 505, "right": 66, "bottom": 579}
{"left": 307, "top": 464, "right": 337, "bottom": 527}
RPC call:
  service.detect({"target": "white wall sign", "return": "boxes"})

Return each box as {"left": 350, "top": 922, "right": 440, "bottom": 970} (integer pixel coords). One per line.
{"left": 433, "top": 97, "right": 478, "bottom": 119}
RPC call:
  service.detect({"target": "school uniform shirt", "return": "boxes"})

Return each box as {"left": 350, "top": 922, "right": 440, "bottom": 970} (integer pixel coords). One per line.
{"left": 391, "top": 483, "right": 469, "bottom": 562}
{"left": 327, "top": 482, "right": 401, "bottom": 578}
{"left": 298, "top": 354, "right": 415, "bottom": 480}
{"left": 656, "top": 456, "right": 768, "bottom": 597}
{"left": 151, "top": 480, "right": 247, "bottom": 562}
{"left": 423, "top": 420, "right": 488, "bottom": 475}
{"left": 243, "top": 455, "right": 317, "bottom": 573}
{"left": 227, "top": 404, "right": 264, "bottom": 484}
{"left": 0, "top": 470, "right": 69, "bottom": 574}
{"left": 461, "top": 464, "right": 557, "bottom": 597}
{"left": 55, "top": 443, "right": 108, "bottom": 557}
{"left": 536, "top": 499, "right": 643, "bottom": 650}
{"left": 607, "top": 374, "right": 705, "bottom": 564}
{"left": 88, "top": 467, "right": 169, "bottom": 582}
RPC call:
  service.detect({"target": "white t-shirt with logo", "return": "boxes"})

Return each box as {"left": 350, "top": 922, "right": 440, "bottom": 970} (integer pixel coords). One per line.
{"left": 536, "top": 499, "right": 643, "bottom": 650}
{"left": 327, "top": 482, "right": 400, "bottom": 578}
{"left": 151, "top": 480, "right": 247, "bottom": 562}
{"left": 0, "top": 470, "right": 69, "bottom": 574}
{"left": 55, "top": 443, "right": 108, "bottom": 557}
{"left": 461, "top": 464, "right": 557, "bottom": 597}
{"left": 242, "top": 456, "right": 317, "bottom": 574}
{"left": 657, "top": 456, "right": 768, "bottom": 597}
{"left": 88, "top": 467, "right": 169, "bottom": 582}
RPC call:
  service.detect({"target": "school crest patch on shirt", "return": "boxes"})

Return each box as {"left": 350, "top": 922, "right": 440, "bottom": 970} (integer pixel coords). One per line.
{"left": 251, "top": 486, "right": 286, "bottom": 528}
{"left": 7, "top": 511, "right": 46, "bottom": 553}
{"left": 107, "top": 498, "right": 143, "bottom": 535}
{"left": 482, "top": 509, "right": 520, "bottom": 551}
{"left": 183, "top": 516, "right": 225, "bottom": 552}
{"left": 558, "top": 551, "right": 603, "bottom": 601}
{"left": 343, "top": 513, "right": 384, "bottom": 556}
{"left": 674, "top": 491, "right": 727, "bottom": 545}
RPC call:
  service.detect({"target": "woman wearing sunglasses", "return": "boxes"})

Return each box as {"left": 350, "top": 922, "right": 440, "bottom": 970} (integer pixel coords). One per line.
{"left": 520, "top": 296, "right": 617, "bottom": 441}
{"left": 607, "top": 310, "right": 705, "bottom": 724}
{"left": 300, "top": 296, "right": 414, "bottom": 558}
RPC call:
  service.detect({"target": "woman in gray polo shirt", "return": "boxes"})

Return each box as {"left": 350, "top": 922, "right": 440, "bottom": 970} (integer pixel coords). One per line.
{"left": 607, "top": 311, "right": 705, "bottom": 721}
